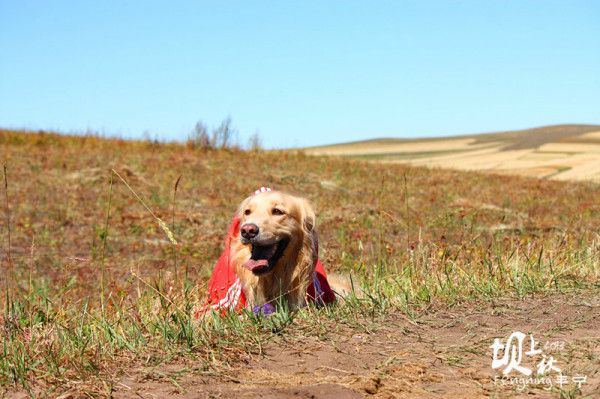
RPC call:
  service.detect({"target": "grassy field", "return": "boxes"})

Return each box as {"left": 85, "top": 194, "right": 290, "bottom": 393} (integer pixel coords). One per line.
{"left": 1, "top": 129, "right": 599, "bottom": 397}
{"left": 306, "top": 124, "right": 600, "bottom": 182}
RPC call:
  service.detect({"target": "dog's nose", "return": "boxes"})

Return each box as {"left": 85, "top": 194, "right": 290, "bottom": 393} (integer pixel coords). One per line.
{"left": 241, "top": 223, "right": 259, "bottom": 240}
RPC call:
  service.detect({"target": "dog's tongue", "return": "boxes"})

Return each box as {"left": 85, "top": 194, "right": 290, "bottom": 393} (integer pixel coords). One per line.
{"left": 243, "top": 244, "right": 277, "bottom": 271}
{"left": 243, "top": 258, "right": 269, "bottom": 271}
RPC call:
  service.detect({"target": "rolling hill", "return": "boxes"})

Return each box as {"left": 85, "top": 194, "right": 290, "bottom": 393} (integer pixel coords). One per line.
{"left": 306, "top": 124, "right": 600, "bottom": 181}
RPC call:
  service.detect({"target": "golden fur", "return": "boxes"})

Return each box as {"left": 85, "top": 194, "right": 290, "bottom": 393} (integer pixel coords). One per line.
{"left": 230, "top": 191, "right": 318, "bottom": 309}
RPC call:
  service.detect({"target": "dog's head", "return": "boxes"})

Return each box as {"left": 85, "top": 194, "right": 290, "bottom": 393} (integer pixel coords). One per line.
{"left": 236, "top": 191, "right": 316, "bottom": 276}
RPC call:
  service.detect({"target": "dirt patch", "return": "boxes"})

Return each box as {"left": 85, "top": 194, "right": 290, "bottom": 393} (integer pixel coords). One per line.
{"left": 111, "top": 291, "right": 600, "bottom": 398}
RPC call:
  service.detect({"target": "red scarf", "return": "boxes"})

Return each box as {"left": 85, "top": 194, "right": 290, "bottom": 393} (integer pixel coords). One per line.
{"left": 196, "top": 193, "right": 335, "bottom": 317}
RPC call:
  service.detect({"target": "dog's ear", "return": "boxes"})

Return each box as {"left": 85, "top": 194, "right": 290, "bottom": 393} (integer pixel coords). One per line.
{"left": 300, "top": 198, "right": 316, "bottom": 234}
{"left": 299, "top": 198, "right": 318, "bottom": 259}
{"left": 289, "top": 197, "right": 318, "bottom": 307}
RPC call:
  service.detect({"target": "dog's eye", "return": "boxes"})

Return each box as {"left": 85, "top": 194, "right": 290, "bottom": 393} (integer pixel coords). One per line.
{"left": 244, "top": 209, "right": 251, "bottom": 216}
{"left": 272, "top": 208, "right": 285, "bottom": 215}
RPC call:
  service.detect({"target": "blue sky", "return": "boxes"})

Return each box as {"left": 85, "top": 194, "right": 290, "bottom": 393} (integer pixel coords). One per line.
{"left": 1, "top": 1, "right": 599, "bottom": 148}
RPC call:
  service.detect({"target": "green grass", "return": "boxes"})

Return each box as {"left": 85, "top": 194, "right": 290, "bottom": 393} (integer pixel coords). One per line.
{"left": 2, "top": 233, "right": 598, "bottom": 394}
{"left": 344, "top": 142, "right": 502, "bottom": 161}
{"left": 347, "top": 148, "right": 468, "bottom": 160}
{"left": 544, "top": 166, "right": 574, "bottom": 179}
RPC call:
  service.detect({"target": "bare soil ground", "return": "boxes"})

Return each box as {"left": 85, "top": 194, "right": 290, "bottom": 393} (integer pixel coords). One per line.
{"left": 112, "top": 291, "right": 600, "bottom": 399}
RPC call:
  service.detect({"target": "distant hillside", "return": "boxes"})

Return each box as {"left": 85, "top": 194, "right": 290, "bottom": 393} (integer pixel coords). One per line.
{"left": 305, "top": 124, "right": 600, "bottom": 182}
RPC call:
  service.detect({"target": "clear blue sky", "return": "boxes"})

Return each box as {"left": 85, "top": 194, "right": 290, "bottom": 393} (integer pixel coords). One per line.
{"left": 1, "top": 1, "right": 599, "bottom": 148}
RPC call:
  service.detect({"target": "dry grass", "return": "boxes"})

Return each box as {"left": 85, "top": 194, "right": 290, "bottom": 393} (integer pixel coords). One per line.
{"left": 306, "top": 124, "right": 600, "bottom": 181}
{"left": 0, "top": 129, "right": 599, "bottom": 396}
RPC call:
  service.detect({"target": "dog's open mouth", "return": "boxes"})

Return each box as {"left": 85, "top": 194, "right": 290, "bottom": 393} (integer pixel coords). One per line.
{"left": 243, "top": 239, "right": 289, "bottom": 275}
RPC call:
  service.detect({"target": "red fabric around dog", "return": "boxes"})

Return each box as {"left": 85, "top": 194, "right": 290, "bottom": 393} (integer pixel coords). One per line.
{"left": 196, "top": 214, "right": 335, "bottom": 317}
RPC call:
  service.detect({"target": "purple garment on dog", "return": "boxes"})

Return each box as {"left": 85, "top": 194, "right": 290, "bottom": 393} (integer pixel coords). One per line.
{"left": 252, "top": 303, "right": 276, "bottom": 316}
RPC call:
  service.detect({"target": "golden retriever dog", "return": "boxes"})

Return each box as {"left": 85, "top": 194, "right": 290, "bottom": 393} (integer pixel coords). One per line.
{"left": 229, "top": 190, "right": 319, "bottom": 310}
